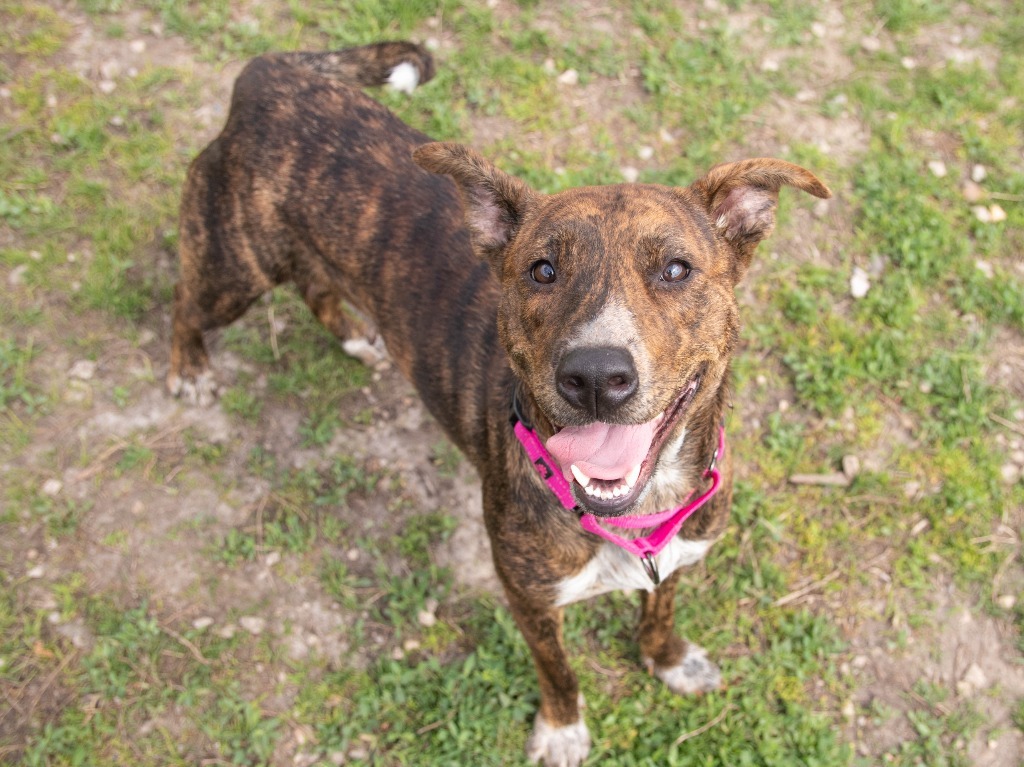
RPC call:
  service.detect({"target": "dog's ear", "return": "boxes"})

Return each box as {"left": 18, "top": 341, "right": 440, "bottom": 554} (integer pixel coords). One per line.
{"left": 690, "top": 158, "right": 830, "bottom": 280}
{"left": 413, "top": 142, "right": 536, "bottom": 267}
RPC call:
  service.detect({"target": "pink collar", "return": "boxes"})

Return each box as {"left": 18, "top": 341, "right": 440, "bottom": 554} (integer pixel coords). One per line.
{"left": 511, "top": 399, "right": 725, "bottom": 585}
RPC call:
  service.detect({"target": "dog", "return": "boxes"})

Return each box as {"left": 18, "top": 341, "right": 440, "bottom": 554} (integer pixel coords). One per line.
{"left": 168, "top": 41, "right": 830, "bottom": 766}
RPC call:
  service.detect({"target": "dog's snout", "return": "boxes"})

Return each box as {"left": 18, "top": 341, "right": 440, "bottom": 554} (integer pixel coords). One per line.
{"left": 556, "top": 346, "right": 638, "bottom": 419}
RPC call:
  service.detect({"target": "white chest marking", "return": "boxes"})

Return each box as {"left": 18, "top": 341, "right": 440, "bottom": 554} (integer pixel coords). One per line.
{"left": 555, "top": 537, "right": 711, "bottom": 606}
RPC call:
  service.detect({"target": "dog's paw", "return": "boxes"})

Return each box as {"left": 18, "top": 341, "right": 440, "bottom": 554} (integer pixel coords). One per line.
{"left": 525, "top": 714, "right": 591, "bottom": 767}
{"left": 646, "top": 644, "right": 722, "bottom": 696}
{"left": 167, "top": 370, "right": 219, "bottom": 408}
{"left": 342, "top": 337, "right": 388, "bottom": 367}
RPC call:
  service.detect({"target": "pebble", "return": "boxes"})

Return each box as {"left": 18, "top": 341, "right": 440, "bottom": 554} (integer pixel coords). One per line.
{"left": 1011, "top": 450, "right": 1024, "bottom": 465}
{"left": 390, "top": 647, "right": 404, "bottom": 660}
{"left": 961, "top": 180, "right": 984, "bottom": 202}
{"left": 919, "top": 380, "right": 933, "bottom": 394}
{"left": 860, "top": 36, "right": 881, "bottom": 53}
{"left": 811, "top": 22, "right": 826, "bottom": 38}
{"left": 620, "top": 166, "right": 639, "bottom": 183}
{"left": 46, "top": 93, "right": 57, "bottom": 108}
{"left": 100, "top": 60, "right": 122, "bottom": 80}
{"left": 972, "top": 205, "right": 992, "bottom": 223}
{"left": 29, "top": 250, "right": 41, "bottom": 261}
{"left": 329, "top": 751, "right": 346, "bottom": 765}
{"left": 796, "top": 89, "right": 815, "bottom": 102}
{"left": 417, "top": 609, "right": 437, "bottom": 628}
{"left": 109, "top": 115, "right": 125, "bottom": 127}
{"left": 69, "top": 360, "right": 97, "bottom": 380}
{"left": 850, "top": 266, "right": 870, "bottom": 298}
{"left": 903, "top": 481, "right": 921, "bottom": 499}
{"left": 98, "top": 80, "right": 117, "bottom": 95}
{"left": 542, "top": 58, "right": 556, "bottom": 74}
{"left": 841, "top": 455, "right": 861, "bottom": 478}
{"left": 927, "top": 160, "right": 947, "bottom": 178}
{"left": 264, "top": 551, "right": 281, "bottom": 567}
{"left": 216, "top": 623, "right": 236, "bottom": 639}
{"left": 841, "top": 700, "right": 856, "bottom": 719}
{"left": 974, "top": 259, "right": 994, "bottom": 279}
{"left": 346, "top": 548, "right": 359, "bottom": 561}
{"left": 971, "top": 164, "right": 987, "bottom": 183}
{"left": 240, "top": 616, "right": 266, "bottom": 635}
{"left": 658, "top": 128, "right": 675, "bottom": 144}
{"left": 901, "top": 56, "right": 916, "bottom": 69}
{"left": 0, "top": 87, "right": 10, "bottom": 99}
{"left": 1000, "top": 463, "right": 1020, "bottom": 484}
{"left": 8, "top": 264, "right": 28, "bottom": 287}
{"left": 637, "top": 145, "right": 654, "bottom": 161}
{"left": 997, "top": 594, "right": 1016, "bottom": 610}
{"left": 989, "top": 204, "right": 1007, "bottom": 222}
{"left": 193, "top": 616, "right": 214, "bottom": 630}
{"left": 556, "top": 69, "right": 579, "bottom": 86}
{"left": 962, "top": 662, "right": 988, "bottom": 691}
{"left": 813, "top": 198, "right": 830, "bottom": 218}
{"left": 777, "top": 399, "right": 790, "bottom": 413}
{"left": 761, "top": 58, "right": 780, "bottom": 72}
{"left": 42, "top": 479, "right": 63, "bottom": 496}
{"left": 27, "top": 565, "right": 45, "bottom": 579}
{"left": 402, "top": 638, "right": 421, "bottom": 652}
{"left": 129, "top": 39, "right": 147, "bottom": 54}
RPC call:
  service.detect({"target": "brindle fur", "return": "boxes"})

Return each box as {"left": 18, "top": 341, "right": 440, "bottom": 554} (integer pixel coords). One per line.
{"left": 169, "top": 42, "right": 829, "bottom": 766}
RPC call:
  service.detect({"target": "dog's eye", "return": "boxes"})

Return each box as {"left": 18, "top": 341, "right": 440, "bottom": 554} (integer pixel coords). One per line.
{"left": 530, "top": 260, "right": 557, "bottom": 284}
{"left": 661, "top": 260, "right": 691, "bottom": 283}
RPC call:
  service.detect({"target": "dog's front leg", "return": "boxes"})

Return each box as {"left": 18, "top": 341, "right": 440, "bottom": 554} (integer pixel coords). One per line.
{"left": 506, "top": 595, "right": 591, "bottom": 767}
{"left": 638, "top": 569, "right": 721, "bottom": 695}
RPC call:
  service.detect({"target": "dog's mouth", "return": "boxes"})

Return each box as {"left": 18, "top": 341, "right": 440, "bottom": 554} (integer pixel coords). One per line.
{"left": 544, "top": 372, "right": 703, "bottom": 517}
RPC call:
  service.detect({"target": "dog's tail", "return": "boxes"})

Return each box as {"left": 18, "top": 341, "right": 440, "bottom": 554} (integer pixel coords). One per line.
{"left": 271, "top": 41, "right": 435, "bottom": 94}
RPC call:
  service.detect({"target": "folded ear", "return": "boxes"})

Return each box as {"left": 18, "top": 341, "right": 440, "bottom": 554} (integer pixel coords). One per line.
{"left": 413, "top": 142, "right": 536, "bottom": 269}
{"left": 690, "top": 158, "right": 831, "bottom": 280}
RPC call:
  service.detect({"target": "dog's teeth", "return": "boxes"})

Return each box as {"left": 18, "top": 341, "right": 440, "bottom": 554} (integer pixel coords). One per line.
{"left": 625, "top": 464, "right": 642, "bottom": 488}
{"left": 570, "top": 464, "right": 591, "bottom": 488}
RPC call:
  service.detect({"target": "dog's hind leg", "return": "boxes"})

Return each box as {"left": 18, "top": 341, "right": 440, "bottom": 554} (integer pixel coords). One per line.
{"left": 638, "top": 570, "right": 721, "bottom": 695}
{"left": 292, "top": 267, "right": 387, "bottom": 368}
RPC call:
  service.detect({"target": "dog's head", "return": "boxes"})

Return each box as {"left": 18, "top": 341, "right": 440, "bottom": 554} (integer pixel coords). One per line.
{"left": 415, "top": 143, "right": 829, "bottom": 517}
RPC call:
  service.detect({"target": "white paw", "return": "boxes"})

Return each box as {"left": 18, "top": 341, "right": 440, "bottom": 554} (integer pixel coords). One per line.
{"left": 525, "top": 714, "right": 590, "bottom": 767}
{"left": 342, "top": 337, "right": 388, "bottom": 367}
{"left": 167, "top": 370, "right": 219, "bottom": 408}
{"left": 646, "top": 644, "right": 721, "bottom": 695}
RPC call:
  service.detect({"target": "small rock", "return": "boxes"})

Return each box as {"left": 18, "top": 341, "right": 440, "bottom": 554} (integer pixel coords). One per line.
{"left": 542, "top": 58, "right": 556, "bottom": 74}
{"left": 347, "top": 747, "right": 368, "bottom": 761}
{"left": 216, "top": 623, "right": 236, "bottom": 639}
{"left": 900, "top": 56, "right": 916, "bottom": 69}
{"left": 851, "top": 654, "right": 868, "bottom": 669}
{"left": 927, "top": 160, "right": 947, "bottom": 178}
{"left": 390, "top": 647, "right": 404, "bottom": 660}
{"left": 69, "top": 360, "right": 97, "bottom": 380}
{"left": 1000, "top": 463, "right": 1020, "bottom": 484}
{"left": 658, "top": 128, "right": 675, "bottom": 144}
{"left": 402, "top": 638, "right": 421, "bottom": 652}
{"left": 1011, "top": 450, "right": 1024, "bottom": 465}
{"left": 813, "top": 198, "right": 830, "bottom": 218}
{"left": 417, "top": 609, "right": 437, "bottom": 628}
{"left": 755, "top": 374, "right": 767, "bottom": 386}
{"left": 8, "top": 264, "right": 28, "bottom": 287}
{"left": 919, "top": 380, "right": 933, "bottom": 393}
{"left": 556, "top": 69, "right": 579, "bottom": 86}
{"left": 239, "top": 616, "right": 265, "bottom": 635}
{"left": 0, "top": 87, "right": 10, "bottom": 99}
{"left": 264, "top": 551, "right": 281, "bottom": 567}
{"left": 100, "top": 60, "right": 122, "bottom": 80}
{"left": 620, "top": 166, "right": 640, "bottom": 183}
{"left": 27, "top": 565, "right": 45, "bottom": 579}
{"left": 850, "top": 266, "right": 870, "bottom": 298}
{"left": 811, "top": 22, "right": 826, "bottom": 38}
{"left": 129, "top": 39, "right": 147, "bottom": 54}
{"left": 637, "top": 145, "right": 654, "bottom": 161}
{"left": 193, "top": 616, "right": 214, "bottom": 630}
{"left": 41, "top": 479, "right": 63, "bottom": 497}
{"left": 989, "top": 204, "right": 1007, "bottom": 223}
{"left": 841, "top": 700, "right": 856, "bottom": 719}
{"left": 971, "top": 164, "right": 987, "bottom": 183}
{"left": 962, "top": 662, "right": 988, "bottom": 690}
{"left": 778, "top": 399, "right": 790, "bottom": 413}
{"left": 961, "top": 180, "right": 984, "bottom": 202}
{"left": 329, "top": 751, "right": 346, "bottom": 765}
{"left": 346, "top": 548, "right": 359, "bottom": 561}
{"left": 860, "top": 36, "right": 881, "bottom": 53}
{"left": 974, "top": 259, "right": 994, "bottom": 279}
{"left": 761, "top": 58, "right": 780, "bottom": 72}
{"left": 903, "top": 481, "right": 921, "bottom": 499}
{"left": 997, "top": 594, "right": 1016, "bottom": 610}
{"left": 972, "top": 205, "right": 992, "bottom": 223}
{"left": 795, "top": 88, "right": 815, "bottom": 103}
{"left": 109, "top": 115, "right": 125, "bottom": 127}
{"left": 98, "top": 80, "right": 117, "bottom": 95}
{"left": 29, "top": 250, "right": 41, "bottom": 261}
{"left": 841, "top": 455, "right": 861, "bottom": 478}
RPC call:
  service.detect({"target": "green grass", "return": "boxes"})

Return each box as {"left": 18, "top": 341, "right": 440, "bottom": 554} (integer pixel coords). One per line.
{"left": 1, "top": 0, "right": 1022, "bottom": 765}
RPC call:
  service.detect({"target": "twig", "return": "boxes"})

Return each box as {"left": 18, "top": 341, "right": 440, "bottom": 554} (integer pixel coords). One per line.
{"left": 416, "top": 710, "right": 455, "bottom": 735}
{"left": 988, "top": 191, "right": 1024, "bottom": 202}
{"left": 268, "top": 305, "right": 280, "bottom": 361}
{"left": 990, "top": 413, "right": 1024, "bottom": 437}
{"left": 673, "top": 704, "right": 734, "bottom": 747}
{"left": 774, "top": 569, "right": 841, "bottom": 607}
{"left": 160, "top": 624, "right": 211, "bottom": 666}
{"left": 788, "top": 472, "right": 850, "bottom": 487}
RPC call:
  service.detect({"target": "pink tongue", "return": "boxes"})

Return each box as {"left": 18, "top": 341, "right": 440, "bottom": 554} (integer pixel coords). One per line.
{"left": 545, "top": 418, "right": 659, "bottom": 482}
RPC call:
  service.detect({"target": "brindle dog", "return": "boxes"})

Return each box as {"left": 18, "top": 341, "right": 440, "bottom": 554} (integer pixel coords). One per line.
{"left": 169, "top": 42, "right": 830, "bottom": 766}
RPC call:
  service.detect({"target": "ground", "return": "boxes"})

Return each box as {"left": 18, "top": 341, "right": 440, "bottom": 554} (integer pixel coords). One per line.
{"left": 1, "top": 1, "right": 1023, "bottom": 765}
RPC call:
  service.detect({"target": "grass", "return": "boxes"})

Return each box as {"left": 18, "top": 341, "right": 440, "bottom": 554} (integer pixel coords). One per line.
{"left": 0, "top": 0, "right": 1022, "bottom": 765}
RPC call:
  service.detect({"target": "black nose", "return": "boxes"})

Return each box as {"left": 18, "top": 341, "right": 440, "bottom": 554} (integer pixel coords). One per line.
{"left": 556, "top": 346, "right": 638, "bottom": 419}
